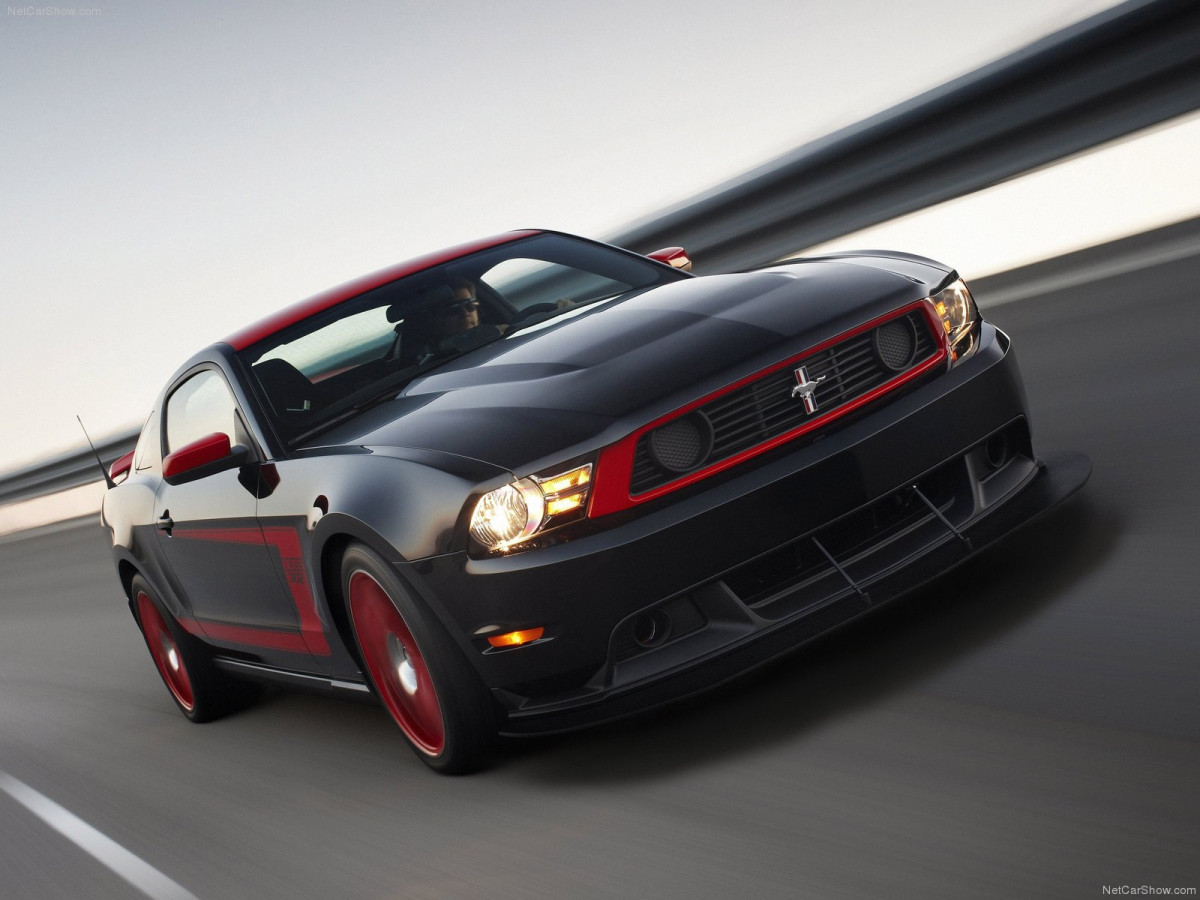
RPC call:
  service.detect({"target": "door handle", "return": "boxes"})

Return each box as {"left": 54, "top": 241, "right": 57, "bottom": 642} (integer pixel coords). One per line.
{"left": 157, "top": 511, "right": 174, "bottom": 535}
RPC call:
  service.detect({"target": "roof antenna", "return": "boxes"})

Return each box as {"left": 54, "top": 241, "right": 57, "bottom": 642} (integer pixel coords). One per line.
{"left": 77, "top": 415, "right": 116, "bottom": 489}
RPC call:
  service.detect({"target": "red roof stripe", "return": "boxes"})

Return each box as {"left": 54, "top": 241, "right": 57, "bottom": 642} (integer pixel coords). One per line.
{"left": 224, "top": 230, "right": 540, "bottom": 351}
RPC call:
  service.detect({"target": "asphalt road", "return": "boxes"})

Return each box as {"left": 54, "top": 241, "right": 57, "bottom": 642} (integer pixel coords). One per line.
{"left": 1, "top": 239, "right": 1198, "bottom": 899}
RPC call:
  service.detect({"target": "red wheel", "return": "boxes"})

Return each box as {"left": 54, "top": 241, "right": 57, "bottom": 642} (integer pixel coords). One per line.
{"left": 342, "top": 544, "right": 495, "bottom": 773}
{"left": 137, "top": 587, "right": 195, "bottom": 712}
{"left": 131, "top": 574, "right": 249, "bottom": 723}
{"left": 349, "top": 569, "right": 445, "bottom": 755}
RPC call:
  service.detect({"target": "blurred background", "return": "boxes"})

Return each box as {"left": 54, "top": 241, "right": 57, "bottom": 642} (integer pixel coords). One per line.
{"left": 5, "top": 0, "right": 1199, "bottom": 533}
{"left": 3, "top": 0, "right": 1195, "bottom": 491}
{"left": 2, "top": 2, "right": 1198, "bottom": 898}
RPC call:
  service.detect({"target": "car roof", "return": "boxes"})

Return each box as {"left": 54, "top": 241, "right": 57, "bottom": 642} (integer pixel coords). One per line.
{"left": 222, "top": 230, "right": 541, "bottom": 351}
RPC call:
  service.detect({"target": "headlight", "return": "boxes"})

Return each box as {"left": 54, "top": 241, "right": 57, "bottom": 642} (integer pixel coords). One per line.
{"left": 929, "top": 278, "right": 979, "bottom": 365}
{"left": 469, "top": 479, "right": 545, "bottom": 550}
{"left": 469, "top": 462, "right": 593, "bottom": 552}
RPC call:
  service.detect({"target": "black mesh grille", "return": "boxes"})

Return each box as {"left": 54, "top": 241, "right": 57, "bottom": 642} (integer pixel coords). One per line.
{"left": 875, "top": 318, "right": 917, "bottom": 370}
{"left": 647, "top": 415, "right": 711, "bottom": 473}
{"left": 631, "top": 309, "right": 938, "bottom": 495}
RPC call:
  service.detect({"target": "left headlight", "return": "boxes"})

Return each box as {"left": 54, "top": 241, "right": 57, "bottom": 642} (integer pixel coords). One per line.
{"left": 469, "top": 462, "right": 593, "bottom": 552}
{"left": 929, "top": 278, "right": 980, "bottom": 365}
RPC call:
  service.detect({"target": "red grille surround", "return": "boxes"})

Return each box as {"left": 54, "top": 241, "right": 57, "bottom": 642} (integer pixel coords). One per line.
{"left": 590, "top": 300, "right": 948, "bottom": 516}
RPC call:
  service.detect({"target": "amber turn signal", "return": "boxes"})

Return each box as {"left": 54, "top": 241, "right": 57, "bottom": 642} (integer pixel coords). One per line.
{"left": 486, "top": 627, "right": 545, "bottom": 649}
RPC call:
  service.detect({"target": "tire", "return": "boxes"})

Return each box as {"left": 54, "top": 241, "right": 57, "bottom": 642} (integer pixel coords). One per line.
{"left": 132, "top": 574, "right": 239, "bottom": 723}
{"left": 341, "top": 543, "right": 496, "bottom": 774}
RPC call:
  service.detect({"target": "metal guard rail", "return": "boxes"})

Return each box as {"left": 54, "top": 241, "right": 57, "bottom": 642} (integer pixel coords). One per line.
{"left": 608, "top": 0, "right": 1200, "bottom": 273}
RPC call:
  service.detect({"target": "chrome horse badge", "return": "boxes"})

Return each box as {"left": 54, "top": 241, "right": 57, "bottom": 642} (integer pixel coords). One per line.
{"left": 791, "top": 366, "right": 826, "bottom": 414}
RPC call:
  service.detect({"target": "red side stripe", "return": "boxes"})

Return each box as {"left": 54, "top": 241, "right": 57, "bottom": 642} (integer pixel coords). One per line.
{"left": 177, "top": 617, "right": 312, "bottom": 654}
{"left": 171, "top": 525, "right": 332, "bottom": 656}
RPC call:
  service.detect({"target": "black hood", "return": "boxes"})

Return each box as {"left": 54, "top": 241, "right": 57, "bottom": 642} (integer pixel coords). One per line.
{"left": 310, "top": 255, "right": 953, "bottom": 473}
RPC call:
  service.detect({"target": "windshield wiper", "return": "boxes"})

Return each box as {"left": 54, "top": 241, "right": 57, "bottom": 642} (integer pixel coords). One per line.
{"left": 284, "top": 367, "right": 422, "bottom": 447}
{"left": 282, "top": 326, "right": 511, "bottom": 447}
{"left": 285, "top": 389, "right": 403, "bottom": 447}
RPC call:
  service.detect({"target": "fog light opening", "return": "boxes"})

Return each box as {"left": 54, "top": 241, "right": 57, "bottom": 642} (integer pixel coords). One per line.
{"left": 632, "top": 610, "right": 672, "bottom": 648}
{"left": 985, "top": 432, "right": 1011, "bottom": 470}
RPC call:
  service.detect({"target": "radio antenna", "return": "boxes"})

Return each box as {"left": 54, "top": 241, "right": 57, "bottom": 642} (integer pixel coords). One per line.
{"left": 76, "top": 415, "right": 116, "bottom": 489}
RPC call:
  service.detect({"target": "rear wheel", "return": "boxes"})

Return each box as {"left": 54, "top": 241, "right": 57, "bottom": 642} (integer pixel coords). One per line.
{"left": 132, "top": 574, "right": 237, "bottom": 723}
{"left": 342, "top": 544, "right": 496, "bottom": 774}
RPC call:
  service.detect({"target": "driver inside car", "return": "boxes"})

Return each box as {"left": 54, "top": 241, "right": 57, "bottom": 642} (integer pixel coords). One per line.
{"left": 436, "top": 277, "right": 486, "bottom": 336}
{"left": 397, "top": 278, "right": 505, "bottom": 366}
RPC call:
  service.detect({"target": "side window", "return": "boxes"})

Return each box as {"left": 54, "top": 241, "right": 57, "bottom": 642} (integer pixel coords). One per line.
{"left": 165, "top": 370, "right": 242, "bottom": 453}
{"left": 132, "top": 411, "right": 161, "bottom": 473}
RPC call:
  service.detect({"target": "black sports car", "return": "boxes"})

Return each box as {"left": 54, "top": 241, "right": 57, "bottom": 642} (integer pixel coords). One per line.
{"left": 102, "top": 230, "right": 1089, "bottom": 772}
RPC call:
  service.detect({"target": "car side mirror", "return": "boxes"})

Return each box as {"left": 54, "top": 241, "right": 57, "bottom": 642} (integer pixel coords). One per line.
{"left": 163, "top": 432, "right": 250, "bottom": 486}
{"left": 646, "top": 246, "right": 693, "bottom": 271}
{"left": 108, "top": 450, "right": 134, "bottom": 485}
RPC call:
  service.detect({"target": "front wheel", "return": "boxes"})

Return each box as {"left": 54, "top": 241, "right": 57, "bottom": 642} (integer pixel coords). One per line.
{"left": 342, "top": 544, "right": 496, "bottom": 774}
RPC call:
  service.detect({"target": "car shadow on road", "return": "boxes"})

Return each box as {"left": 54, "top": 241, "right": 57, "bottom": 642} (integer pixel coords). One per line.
{"left": 502, "top": 494, "right": 1115, "bottom": 784}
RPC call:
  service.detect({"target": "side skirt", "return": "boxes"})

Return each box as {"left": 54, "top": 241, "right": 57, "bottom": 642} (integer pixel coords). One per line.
{"left": 213, "top": 657, "right": 372, "bottom": 698}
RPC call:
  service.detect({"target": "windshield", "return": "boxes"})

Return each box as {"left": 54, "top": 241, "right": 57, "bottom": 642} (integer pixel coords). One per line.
{"left": 237, "top": 233, "right": 687, "bottom": 446}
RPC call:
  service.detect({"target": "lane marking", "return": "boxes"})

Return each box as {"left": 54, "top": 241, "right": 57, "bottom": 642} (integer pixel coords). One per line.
{"left": 0, "top": 771, "right": 200, "bottom": 900}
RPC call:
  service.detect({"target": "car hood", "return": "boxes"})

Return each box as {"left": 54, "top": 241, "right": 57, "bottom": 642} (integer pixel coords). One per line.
{"left": 309, "top": 255, "right": 953, "bottom": 474}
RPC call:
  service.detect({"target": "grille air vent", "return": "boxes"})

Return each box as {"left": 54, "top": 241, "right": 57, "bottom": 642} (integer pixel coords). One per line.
{"left": 631, "top": 308, "right": 937, "bottom": 495}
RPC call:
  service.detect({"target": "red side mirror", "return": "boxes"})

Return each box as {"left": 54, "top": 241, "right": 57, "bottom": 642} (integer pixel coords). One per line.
{"left": 108, "top": 450, "right": 135, "bottom": 485}
{"left": 163, "top": 432, "right": 247, "bottom": 485}
{"left": 647, "top": 246, "right": 693, "bottom": 271}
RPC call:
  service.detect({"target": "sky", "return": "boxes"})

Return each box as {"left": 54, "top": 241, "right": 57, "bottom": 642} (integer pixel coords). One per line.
{"left": 0, "top": 0, "right": 1172, "bottom": 476}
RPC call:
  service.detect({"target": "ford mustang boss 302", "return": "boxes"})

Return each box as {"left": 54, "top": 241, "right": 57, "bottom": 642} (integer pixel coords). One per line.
{"left": 101, "top": 230, "right": 1089, "bottom": 772}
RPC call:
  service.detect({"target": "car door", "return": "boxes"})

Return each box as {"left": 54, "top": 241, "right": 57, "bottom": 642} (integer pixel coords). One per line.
{"left": 152, "top": 366, "right": 329, "bottom": 666}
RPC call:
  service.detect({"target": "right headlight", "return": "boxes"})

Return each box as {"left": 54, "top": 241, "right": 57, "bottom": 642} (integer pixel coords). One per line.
{"left": 929, "top": 278, "right": 980, "bottom": 365}
{"left": 469, "top": 479, "right": 545, "bottom": 550}
{"left": 468, "top": 462, "right": 593, "bottom": 553}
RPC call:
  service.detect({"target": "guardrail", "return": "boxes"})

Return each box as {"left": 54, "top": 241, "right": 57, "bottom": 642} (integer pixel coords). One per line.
{"left": 609, "top": 0, "right": 1200, "bottom": 273}
{"left": 0, "top": 428, "right": 139, "bottom": 506}
{"left": 2, "top": 0, "right": 1198, "bottom": 506}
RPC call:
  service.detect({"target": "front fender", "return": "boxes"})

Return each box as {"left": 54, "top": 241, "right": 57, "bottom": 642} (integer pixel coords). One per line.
{"left": 264, "top": 447, "right": 508, "bottom": 562}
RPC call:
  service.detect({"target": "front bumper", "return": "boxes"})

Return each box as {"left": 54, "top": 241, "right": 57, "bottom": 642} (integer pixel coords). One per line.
{"left": 398, "top": 323, "right": 1090, "bottom": 735}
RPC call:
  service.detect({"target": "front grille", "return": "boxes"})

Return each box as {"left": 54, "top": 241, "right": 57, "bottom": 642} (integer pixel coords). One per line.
{"left": 631, "top": 308, "right": 938, "bottom": 494}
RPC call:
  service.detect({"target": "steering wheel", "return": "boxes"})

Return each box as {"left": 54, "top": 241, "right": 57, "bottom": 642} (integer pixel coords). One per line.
{"left": 512, "top": 302, "right": 560, "bottom": 322}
